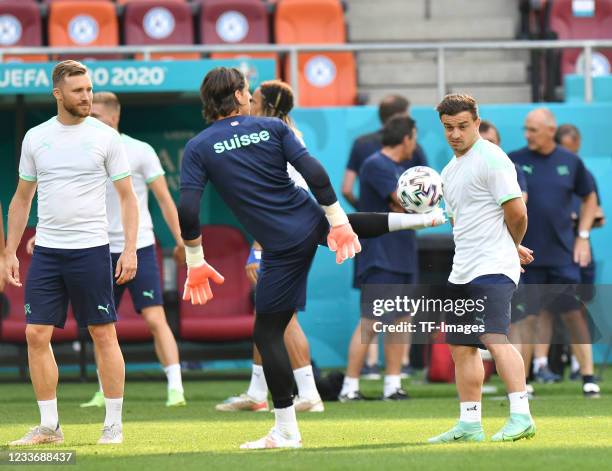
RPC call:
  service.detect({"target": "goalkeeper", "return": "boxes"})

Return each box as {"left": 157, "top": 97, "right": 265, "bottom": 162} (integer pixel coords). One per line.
{"left": 178, "top": 67, "right": 445, "bottom": 450}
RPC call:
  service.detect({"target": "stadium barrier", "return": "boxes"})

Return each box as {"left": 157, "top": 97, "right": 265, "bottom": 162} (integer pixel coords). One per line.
{"left": 2, "top": 39, "right": 612, "bottom": 104}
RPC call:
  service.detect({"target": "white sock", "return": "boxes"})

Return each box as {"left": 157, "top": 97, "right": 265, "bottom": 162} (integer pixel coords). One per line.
{"left": 508, "top": 391, "right": 531, "bottom": 415}
{"left": 97, "top": 369, "right": 104, "bottom": 394}
{"left": 459, "top": 401, "right": 481, "bottom": 423}
{"left": 388, "top": 213, "right": 424, "bottom": 231}
{"left": 38, "top": 399, "right": 59, "bottom": 430}
{"left": 383, "top": 374, "right": 401, "bottom": 397}
{"left": 293, "top": 365, "right": 319, "bottom": 401}
{"left": 533, "top": 356, "right": 548, "bottom": 373}
{"left": 571, "top": 355, "right": 580, "bottom": 373}
{"left": 274, "top": 405, "right": 300, "bottom": 439}
{"left": 340, "top": 376, "right": 359, "bottom": 396}
{"left": 104, "top": 397, "right": 123, "bottom": 427}
{"left": 164, "top": 363, "right": 184, "bottom": 393}
{"left": 246, "top": 364, "right": 268, "bottom": 402}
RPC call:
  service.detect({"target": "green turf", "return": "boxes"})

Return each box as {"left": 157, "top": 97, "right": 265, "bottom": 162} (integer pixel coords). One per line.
{"left": 0, "top": 373, "right": 610, "bottom": 470}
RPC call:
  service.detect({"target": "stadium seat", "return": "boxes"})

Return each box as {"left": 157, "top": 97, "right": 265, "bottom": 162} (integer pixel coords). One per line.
{"left": 200, "top": 0, "right": 270, "bottom": 44}
{"left": 113, "top": 244, "right": 164, "bottom": 342}
{"left": 549, "top": 0, "right": 612, "bottom": 75}
{"left": 274, "top": 0, "right": 346, "bottom": 43}
{"left": 274, "top": 0, "right": 355, "bottom": 106}
{"left": 0, "top": 1, "right": 47, "bottom": 63}
{"left": 285, "top": 51, "right": 356, "bottom": 107}
{"left": 124, "top": 0, "right": 198, "bottom": 60}
{"left": 0, "top": 228, "right": 78, "bottom": 345}
{"left": 177, "top": 225, "right": 254, "bottom": 342}
{"left": 48, "top": 1, "right": 119, "bottom": 54}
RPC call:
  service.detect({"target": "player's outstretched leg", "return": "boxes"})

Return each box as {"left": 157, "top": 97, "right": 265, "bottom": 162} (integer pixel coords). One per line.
{"left": 347, "top": 210, "right": 445, "bottom": 239}
{"left": 9, "top": 325, "right": 64, "bottom": 446}
{"left": 240, "top": 311, "right": 301, "bottom": 450}
{"left": 142, "top": 306, "right": 186, "bottom": 407}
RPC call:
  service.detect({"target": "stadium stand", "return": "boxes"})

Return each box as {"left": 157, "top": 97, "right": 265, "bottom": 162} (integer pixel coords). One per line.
{"left": 124, "top": 0, "right": 199, "bottom": 60}
{"left": 346, "top": 0, "right": 530, "bottom": 104}
{"left": 548, "top": 0, "right": 612, "bottom": 76}
{"left": 0, "top": 1, "right": 47, "bottom": 63}
{"left": 177, "top": 226, "right": 254, "bottom": 342}
{"left": 275, "top": 0, "right": 357, "bottom": 106}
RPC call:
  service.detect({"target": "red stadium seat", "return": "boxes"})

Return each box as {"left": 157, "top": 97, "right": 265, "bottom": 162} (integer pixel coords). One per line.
{"left": 202, "top": 0, "right": 279, "bottom": 72}
{"left": 274, "top": 0, "right": 355, "bottom": 106}
{"left": 0, "top": 1, "right": 47, "bottom": 63}
{"left": 124, "top": 0, "right": 199, "bottom": 61}
{"left": 200, "top": 0, "right": 270, "bottom": 44}
{"left": 178, "top": 226, "right": 254, "bottom": 342}
{"left": 550, "top": 0, "right": 612, "bottom": 75}
{"left": 113, "top": 244, "right": 165, "bottom": 342}
{"left": 0, "top": 228, "right": 78, "bottom": 345}
{"left": 48, "top": 1, "right": 119, "bottom": 50}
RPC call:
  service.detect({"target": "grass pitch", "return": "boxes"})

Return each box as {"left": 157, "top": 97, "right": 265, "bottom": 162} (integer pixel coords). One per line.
{"left": 0, "top": 372, "right": 610, "bottom": 470}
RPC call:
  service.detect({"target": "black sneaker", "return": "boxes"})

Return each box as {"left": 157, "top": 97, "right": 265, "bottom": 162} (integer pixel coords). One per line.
{"left": 338, "top": 390, "right": 365, "bottom": 402}
{"left": 383, "top": 388, "right": 410, "bottom": 400}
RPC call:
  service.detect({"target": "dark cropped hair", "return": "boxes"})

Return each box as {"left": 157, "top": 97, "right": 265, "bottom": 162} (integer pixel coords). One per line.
{"left": 436, "top": 93, "right": 479, "bottom": 121}
{"left": 479, "top": 119, "right": 500, "bottom": 142}
{"left": 379, "top": 94, "right": 410, "bottom": 125}
{"left": 199, "top": 67, "right": 246, "bottom": 122}
{"left": 555, "top": 123, "right": 580, "bottom": 144}
{"left": 382, "top": 114, "right": 416, "bottom": 147}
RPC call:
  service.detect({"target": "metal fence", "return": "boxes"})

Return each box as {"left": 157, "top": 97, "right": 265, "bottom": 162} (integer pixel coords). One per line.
{"left": 2, "top": 39, "right": 612, "bottom": 105}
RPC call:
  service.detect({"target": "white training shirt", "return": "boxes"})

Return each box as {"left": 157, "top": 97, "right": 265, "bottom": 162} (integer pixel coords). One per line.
{"left": 18, "top": 116, "right": 130, "bottom": 249}
{"left": 441, "top": 138, "right": 523, "bottom": 285}
{"left": 106, "top": 134, "right": 165, "bottom": 253}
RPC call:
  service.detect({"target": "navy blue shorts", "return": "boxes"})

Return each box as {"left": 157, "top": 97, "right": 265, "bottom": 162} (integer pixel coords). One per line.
{"left": 25, "top": 244, "right": 117, "bottom": 328}
{"left": 360, "top": 267, "right": 417, "bottom": 319}
{"left": 521, "top": 265, "right": 581, "bottom": 314}
{"left": 255, "top": 217, "right": 328, "bottom": 314}
{"left": 445, "top": 274, "right": 516, "bottom": 346}
{"left": 112, "top": 245, "right": 163, "bottom": 313}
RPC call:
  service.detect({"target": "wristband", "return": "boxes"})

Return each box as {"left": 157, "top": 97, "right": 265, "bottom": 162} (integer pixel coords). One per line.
{"left": 246, "top": 247, "right": 262, "bottom": 266}
{"left": 185, "top": 244, "right": 205, "bottom": 268}
{"left": 322, "top": 201, "right": 349, "bottom": 227}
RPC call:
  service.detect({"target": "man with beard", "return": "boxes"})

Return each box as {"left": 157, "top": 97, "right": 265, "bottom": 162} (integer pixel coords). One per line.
{"left": 4, "top": 60, "right": 139, "bottom": 445}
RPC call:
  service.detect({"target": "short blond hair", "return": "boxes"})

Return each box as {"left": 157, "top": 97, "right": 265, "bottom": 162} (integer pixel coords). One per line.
{"left": 93, "top": 91, "right": 121, "bottom": 113}
{"left": 52, "top": 60, "right": 88, "bottom": 87}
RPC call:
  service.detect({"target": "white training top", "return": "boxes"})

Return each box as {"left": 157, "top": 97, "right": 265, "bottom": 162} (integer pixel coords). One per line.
{"left": 18, "top": 116, "right": 130, "bottom": 249}
{"left": 441, "top": 138, "right": 523, "bottom": 285}
{"left": 106, "top": 134, "right": 165, "bottom": 253}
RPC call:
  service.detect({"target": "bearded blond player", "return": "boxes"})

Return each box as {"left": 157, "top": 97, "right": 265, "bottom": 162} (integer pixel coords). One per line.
{"left": 4, "top": 61, "right": 138, "bottom": 446}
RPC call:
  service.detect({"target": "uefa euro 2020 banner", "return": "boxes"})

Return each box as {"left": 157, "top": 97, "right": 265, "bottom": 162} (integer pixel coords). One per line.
{"left": 0, "top": 58, "right": 276, "bottom": 94}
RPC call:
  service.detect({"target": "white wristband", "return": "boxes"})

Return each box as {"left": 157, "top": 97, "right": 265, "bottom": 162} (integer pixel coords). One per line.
{"left": 185, "top": 245, "right": 205, "bottom": 268}
{"left": 322, "top": 201, "right": 349, "bottom": 227}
